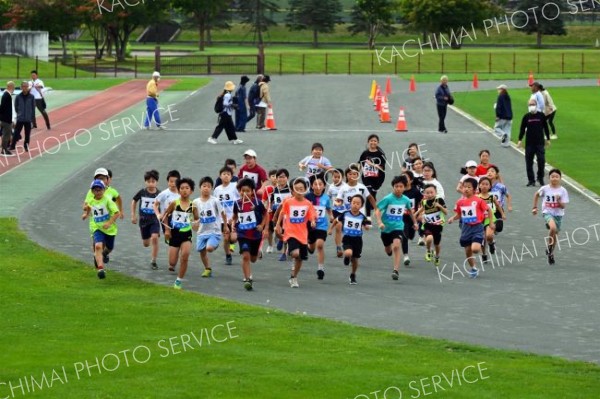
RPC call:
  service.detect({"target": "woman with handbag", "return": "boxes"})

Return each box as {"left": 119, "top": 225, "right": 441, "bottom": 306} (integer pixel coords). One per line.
{"left": 434, "top": 75, "right": 453, "bottom": 134}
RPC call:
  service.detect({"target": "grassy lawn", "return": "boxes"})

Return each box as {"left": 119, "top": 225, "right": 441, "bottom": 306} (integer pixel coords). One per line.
{"left": 454, "top": 86, "right": 600, "bottom": 194}
{"left": 1, "top": 218, "right": 599, "bottom": 398}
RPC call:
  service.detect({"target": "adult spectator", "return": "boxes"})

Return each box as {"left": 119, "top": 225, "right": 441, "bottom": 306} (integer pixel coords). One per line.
{"left": 540, "top": 84, "right": 558, "bottom": 140}
{"left": 208, "top": 81, "right": 243, "bottom": 145}
{"left": 29, "top": 70, "right": 51, "bottom": 130}
{"left": 529, "top": 82, "right": 545, "bottom": 114}
{"left": 11, "top": 81, "right": 36, "bottom": 152}
{"left": 144, "top": 71, "right": 165, "bottom": 130}
{"left": 238, "top": 149, "right": 268, "bottom": 194}
{"left": 256, "top": 75, "right": 272, "bottom": 130}
{"left": 518, "top": 98, "right": 550, "bottom": 187}
{"left": 0, "top": 81, "right": 16, "bottom": 156}
{"left": 235, "top": 75, "right": 250, "bottom": 132}
{"left": 494, "top": 84, "right": 512, "bottom": 147}
{"left": 434, "top": 75, "right": 452, "bottom": 134}
{"left": 246, "top": 74, "right": 263, "bottom": 126}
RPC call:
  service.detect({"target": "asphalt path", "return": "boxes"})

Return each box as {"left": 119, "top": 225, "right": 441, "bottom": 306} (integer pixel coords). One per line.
{"left": 18, "top": 76, "right": 600, "bottom": 364}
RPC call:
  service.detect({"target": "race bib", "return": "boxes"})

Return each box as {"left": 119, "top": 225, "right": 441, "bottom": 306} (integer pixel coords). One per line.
{"left": 242, "top": 171, "right": 259, "bottom": 184}
{"left": 140, "top": 197, "right": 156, "bottom": 215}
{"left": 460, "top": 205, "right": 477, "bottom": 224}
{"left": 491, "top": 191, "right": 501, "bottom": 203}
{"left": 92, "top": 204, "right": 110, "bottom": 223}
{"left": 315, "top": 206, "right": 326, "bottom": 223}
{"left": 238, "top": 211, "right": 257, "bottom": 230}
{"left": 171, "top": 210, "right": 190, "bottom": 229}
{"left": 272, "top": 193, "right": 289, "bottom": 208}
{"left": 199, "top": 207, "right": 217, "bottom": 224}
{"left": 424, "top": 211, "right": 442, "bottom": 224}
{"left": 386, "top": 205, "right": 404, "bottom": 222}
{"left": 362, "top": 163, "right": 378, "bottom": 178}
{"left": 307, "top": 165, "right": 320, "bottom": 176}
{"left": 289, "top": 206, "right": 308, "bottom": 224}
{"left": 343, "top": 215, "right": 363, "bottom": 237}
{"left": 545, "top": 195, "right": 560, "bottom": 208}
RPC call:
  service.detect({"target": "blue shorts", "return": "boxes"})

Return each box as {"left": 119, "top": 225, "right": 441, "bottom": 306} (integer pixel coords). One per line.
{"left": 459, "top": 223, "right": 485, "bottom": 248}
{"left": 93, "top": 230, "right": 115, "bottom": 250}
{"left": 140, "top": 221, "right": 161, "bottom": 240}
{"left": 196, "top": 233, "right": 222, "bottom": 252}
{"left": 544, "top": 214, "right": 562, "bottom": 232}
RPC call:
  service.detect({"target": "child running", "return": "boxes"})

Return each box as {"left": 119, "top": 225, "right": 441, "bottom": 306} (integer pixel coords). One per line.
{"left": 326, "top": 168, "right": 346, "bottom": 257}
{"left": 231, "top": 178, "right": 268, "bottom": 290}
{"left": 415, "top": 184, "right": 447, "bottom": 266}
{"left": 131, "top": 169, "right": 161, "bottom": 269}
{"left": 275, "top": 178, "right": 316, "bottom": 288}
{"left": 447, "top": 178, "right": 489, "bottom": 278}
{"left": 457, "top": 160, "right": 480, "bottom": 195}
{"left": 330, "top": 195, "right": 372, "bottom": 284}
{"left": 305, "top": 176, "right": 333, "bottom": 280}
{"left": 401, "top": 171, "right": 423, "bottom": 265}
{"left": 375, "top": 176, "right": 418, "bottom": 280}
{"left": 477, "top": 177, "right": 505, "bottom": 262}
{"left": 154, "top": 169, "right": 181, "bottom": 245}
{"left": 162, "top": 177, "right": 197, "bottom": 289}
{"left": 214, "top": 166, "right": 240, "bottom": 265}
{"left": 487, "top": 165, "right": 512, "bottom": 235}
{"left": 83, "top": 168, "right": 124, "bottom": 226}
{"left": 298, "top": 142, "right": 332, "bottom": 182}
{"left": 193, "top": 177, "right": 228, "bottom": 278}
{"left": 261, "top": 169, "right": 278, "bottom": 254}
{"left": 269, "top": 169, "right": 292, "bottom": 261}
{"left": 532, "top": 169, "right": 569, "bottom": 265}
{"left": 82, "top": 179, "right": 120, "bottom": 279}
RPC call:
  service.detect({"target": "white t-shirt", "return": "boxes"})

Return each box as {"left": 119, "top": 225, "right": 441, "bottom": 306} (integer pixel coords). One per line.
{"left": 156, "top": 189, "right": 180, "bottom": 214}
{"left": 538, "top": 185, "right": 569, "bottom": 217}
{"left": 327, "top": 182, "right": 346, "bottom": 213}
{"left": 29, "top": 79, "right": 44, "bottom": 100}
{"left": 214, "top": 183, "right": 240, "bottom": 219}
{"left": 192, "top": 196, "right": 224, "bottom": 235}
{"left": 336, "top": 183, "right": 369, "bottom": 214}
{"left": 299, "top": 155, "right": 332, "bottom": 178}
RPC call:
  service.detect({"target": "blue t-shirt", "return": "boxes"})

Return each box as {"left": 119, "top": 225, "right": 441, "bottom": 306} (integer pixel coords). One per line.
{"left": 337, "top": 211, "right": 370, "bottom": 237}
{"left": 490, "top": 182, "right": 509, "bottom": 209}
{"left": 377, "top": 193, "right": 412, "bottom": 233}
{"left": 306, "top": 192, "right": 332, "bottom": 231}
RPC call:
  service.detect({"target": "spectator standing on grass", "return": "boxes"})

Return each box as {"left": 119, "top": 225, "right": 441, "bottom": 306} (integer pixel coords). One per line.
{"left": 10, "top": 81, "right": 35, "bottom": 152}
{"left": 529, "top": 82, "right": 545, "bottom": 114}
{"left": 494, "top": 84, "right": 512, "bottom": 147}
{"left": 29, "top": 70, "right": 51, "bottom": 130}
{"left": 208, "top": 81, "right": 243, "bottom": 145}
{"left": 0, "top": 81, "right": 16, "bottom": 156}
{"left": 256, "top": 75, "right": 272, "bottom": 130}
{"left": 144, "top": 71, "right": 165, "bottom": 130}
{"left": 246, "top": 74, "right": 263, "bottom": 125}
{"left": 434, "top": 75, "right": 453, "bottom": 134}
{"left": 235, "top": 75, "right": 250, "bottom": 132}
{"left": 518, "top": 98, "right": 550, "bottom": 187}
{"left": 540, "top": 84, "right": 558, "bottom": 140}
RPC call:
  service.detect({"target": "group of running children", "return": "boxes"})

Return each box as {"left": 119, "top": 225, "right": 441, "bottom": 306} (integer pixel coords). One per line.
{"left": 81, "top": 134, "right": 569, "bottom": 289}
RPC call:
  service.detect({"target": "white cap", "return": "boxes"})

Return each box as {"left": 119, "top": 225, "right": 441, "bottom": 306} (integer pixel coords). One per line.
{"left": 496, "top": 84, "right": 508, "bottom": 90}
{"left": 244, "top": 149, "right": 257, "bottom": 158}
{"left": 152, "top": 71, "right": 161, "bottom": 78}
{"left": 94, "top": 167, "right": 109, "bottom": 177}
{"left": 465, "top": 160, "right": 477, "bottom": 168}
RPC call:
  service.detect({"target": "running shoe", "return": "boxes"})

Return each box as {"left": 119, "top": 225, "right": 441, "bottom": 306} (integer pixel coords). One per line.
{"left": 207, "top": 137, "right": 217, "bottom": 144}
{"left": 266, "top": 245, "right": 274, "bottom": 254}
{"left": 343, "top": 256, "right": 350, "bottom": 266}
{"left": 243, "top": 279, "right": 253, "bottom": 291}
{"left": 501, "top": 134, "right": 508, "bottom": 145}
{"left": 231, "top": 139, "right": 244, "bottom": 144}
{"left": 102, "top": 251, "right": 110, "bottom": 264}
{"left": 425, "top": 251, "right": 432, "bottom": 262}
{"left": 276, "top": 240, "right": 284, "bottom": 251}
{"left": 546, "top": 249, "right": 555, "bottom": 265}
{"left": 391, "top": 270, "right": 399, "bottom": 280}
{"left": 230, "top": 243, "right": 235, "bottom": 252}
{"left": 151, "top": 261, "right": 158, "bottom": 270}
{"left": 434, "top": 257, "right": 441, "bottom": 267}
{"left": 317, "top": 269, "right": 325, "bottom": 280}
{"left": 289, "top": 277, "right": 299, "bottom": 288}
{"left": 201, "top": 268, "right": 212, "bottom": 278}
{"left": 349, "top": 274, "right": 357, "bottom": 285}
{"left": 225, "top": 254, "right": 232, "bottom": 265}
{"left": 417, "top": 237, "right": 425, "bottom": 246}
{"left": 469, "top": 267, "right": 479, "bottom": 279}
{"left": 489, "top": 241, "right": 496, "bottom": 254}
{"left": 97, "top": 268, "right": 106, "bottom": 279}
{"left": 169, "top": 265, "right": 176, "bottom": 272}
{"left": 173, "top": 279, "right": 182, "bottom": 289}
{"left": 482, "top": 254, "right": 489, "bottom": 263}
{"left": 278, "top": 253, "right": 287, "bottom": 262}
{"left": 403, "top": 255, "right": 411, "bottom": 266}
{"left": 550, "top": 134, "right": 558, "bottom": 140}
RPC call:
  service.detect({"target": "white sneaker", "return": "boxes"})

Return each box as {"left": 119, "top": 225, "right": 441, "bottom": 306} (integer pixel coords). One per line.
{"left": 158, "top": 125, "right": 166, "bottom": 130}
{"left": 266, "top": 246, "right": 273, "bottom": 253}
{"left": 231, "top": 139, "right": 244, "bottom": 144}
{"left": 207, "top": 137, "right": 217, "bottom": 144}
{"left": 417, "top": 237, "right": 425, "bottom": 246}
{"left": 289, "top": 277, "right": 299, "bottom": 288}
{"left": 550, "top": 134, "right": 558, "bottom": 140}
{"left": 403, "top": 255, "right": 411, "bottom": 266}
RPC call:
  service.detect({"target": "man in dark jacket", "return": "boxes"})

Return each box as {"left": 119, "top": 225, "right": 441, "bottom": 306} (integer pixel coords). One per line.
{"left": 434, "top": 75, "right": 452, "bottom": 133}
{"left": 11, "top": 81, "right": 36, "bottom": 152}
{"left": 494, "top": 84, "right": 513, "bottom": 148}
{"left": 246, "top": 74, "right": 263, "bottom": 125}
{"left": 0, "top": 81, "right": 15, "bottom": 156}
{"left": 518, "top": 98, "right": 550, "bottom": 187}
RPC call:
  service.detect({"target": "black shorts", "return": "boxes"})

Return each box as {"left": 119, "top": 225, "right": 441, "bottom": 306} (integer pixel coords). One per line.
{"left": 380, "top": 230, "right": 405, "bottom": 247}
{"left": 308, "top": 229, "right": 327, "bottom": 244}
{"left": 140, "top": 221, "right": 161, "bottom": 240}
{"left": 286, "top": 237, "right": 308, "bottom": 260}
{"left": 423, "top": 224, "right": 443, "bottom": 245}
{"left": 238, "top": 238, "right": 261, "bottom": 257}
{"left": 169, "top": 229, "right": 192, "bottom": 248}
{"left": 494, "top": 210, "right": 504, "bottom": 233}
{"left": 332, "top": 210, "right": 343, "bottom": 220}
{"left": 342, "top": 235, "right": 363, "bottom": 258}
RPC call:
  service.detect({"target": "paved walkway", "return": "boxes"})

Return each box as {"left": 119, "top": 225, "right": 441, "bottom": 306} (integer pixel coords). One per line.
{"left": 16, "top": 76, "right": 600, "bottom": 364}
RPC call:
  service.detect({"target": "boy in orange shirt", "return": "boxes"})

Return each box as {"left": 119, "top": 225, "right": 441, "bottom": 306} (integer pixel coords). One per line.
{"left": 275, "top": 178, "right": 316, "bottom": 288}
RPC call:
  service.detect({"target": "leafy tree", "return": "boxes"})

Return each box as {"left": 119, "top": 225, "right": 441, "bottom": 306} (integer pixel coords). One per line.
{"left": 513, "top": 0, "right": 568, "bottom": 47}
{"left": 77, "top": 0, "right": 109, "bottom": 59}
{"left": 0, "top": 0, "right": 11, "bottom": 28}
{"left": 173, "top": 0, "right": 231, "bottom": 51}
{"left": 286, "top": 0, "right": 342, "bottom": 48}
{"left": 348, "top": 0, "right": 398, "bottom": 50}
{"left": 236, "top": 0, "right": 279, "bottom": 47}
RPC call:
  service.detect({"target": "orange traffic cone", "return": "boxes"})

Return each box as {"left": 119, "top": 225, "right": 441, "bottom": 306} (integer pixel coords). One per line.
{"left": 385, "top": 77, "right": 392, "bottom": 94}
{"left": 472, "top": 73, "right": 479, "bottom": 89}
{"left": 395, "top": 107, "right": 408, "bottom": 132}
{"left": 266, "top": 104, "right": 277, "bottom": 130}
{"left": 409, "top": 75, "right": 416, "bottom": 92}
{"left": 369, "top": 79, "right": 377, "bottom": 99}
{"left": 374, "top": 86, "right": 382, "bottom": 112}
{"left": 379, "top": 96, "right": 391, "bottom": 123}
{"left": 528, "top": 71, "right": 534, "bottom": 86}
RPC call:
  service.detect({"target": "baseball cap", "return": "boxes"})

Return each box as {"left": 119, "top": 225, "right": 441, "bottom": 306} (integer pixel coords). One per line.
{"left": 152, "top": 71, "right": 161, "bottom": 78}
{"left": 244, "top": 149, "right": 257, "bottom": 158}
{"left": 496, "top": 84, "right": 508, "bottom": 90}
{"left": 465, "top": 160, "right": 477, "bottom": 168}
{"left": 90, "top": 179, "right": 106, "bottom": 189}
{"left": 94, "top": 168, "right": 109, "bottom": 177}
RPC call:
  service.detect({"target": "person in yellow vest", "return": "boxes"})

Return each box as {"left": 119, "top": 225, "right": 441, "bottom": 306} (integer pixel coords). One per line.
{"left": 145, "top": 71, "right": 165, "bottom": 130}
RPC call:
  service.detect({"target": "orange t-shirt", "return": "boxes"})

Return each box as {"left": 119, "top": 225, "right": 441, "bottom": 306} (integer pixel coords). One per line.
{"left": 280, "top": 197, "right": 316, "bottom": 244}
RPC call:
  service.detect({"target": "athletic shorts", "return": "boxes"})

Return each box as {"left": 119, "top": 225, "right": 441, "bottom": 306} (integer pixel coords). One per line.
{"left": 286, "top": 237, "right": 308, "bottom": 260}
{"left": 423, "top": 224, "right": 443, "bottom": 245}
{"left": 342, "top": 235, "right": 363, "bottom": 259}
{"left": 196, "top": 233, "right": 222, "bottom": 252}
{"left": 238, "top": 237, "right": 261, "bottom": 257}
{"left": 308, "top": 229, "right": 327, "bottom": 244}
{"left": 380, "top": 230, "right": 405, "bottom": 247}
{"left": 459, "top": 223, "right": 485, "bottom": 248}
{"left": 169, "top": 229, "right": 192, "bottom": 248}
{"left": 93, "top": 230, "right": 115, "bottom": 250}
{"left": 544, "top": 214, "right": 562, "bottom": 232}
{"left": 332, "top": 210, "right": 343, "bottom": 220}
{"left": 140, "top": 221, "right": 161, "bottom": 240}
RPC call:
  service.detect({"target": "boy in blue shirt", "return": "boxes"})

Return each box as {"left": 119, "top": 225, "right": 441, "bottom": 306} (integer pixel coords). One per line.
{"left": 305, "top": 177, "right": 333, "bottom": 280}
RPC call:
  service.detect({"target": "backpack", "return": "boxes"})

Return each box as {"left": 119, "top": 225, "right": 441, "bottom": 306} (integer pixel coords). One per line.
{"left": 248, "top": 83, "right": 260, "bottom": 106}
{"left": 214, "top": 94, "right": 224, "bottom": 114}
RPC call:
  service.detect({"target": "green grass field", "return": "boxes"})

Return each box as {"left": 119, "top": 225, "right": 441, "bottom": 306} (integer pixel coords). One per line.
{"left": 2, "top": 218, "right": 600, "bottom": 398}
{"left": 454, "top": 86, "right": 600, "bottom": 194}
